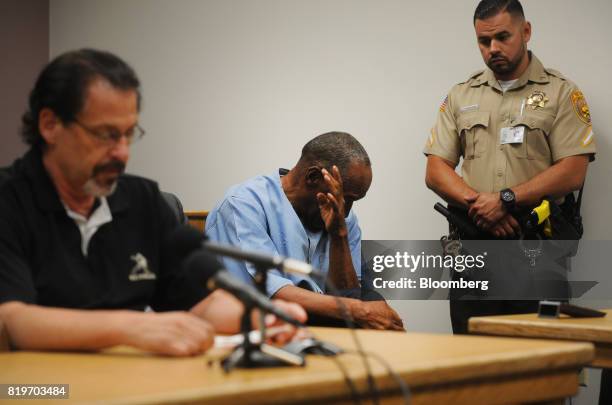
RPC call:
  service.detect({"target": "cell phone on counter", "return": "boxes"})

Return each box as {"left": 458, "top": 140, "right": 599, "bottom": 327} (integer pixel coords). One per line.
{"left": 538, "top": 301, "right": 606, "bottom": 318}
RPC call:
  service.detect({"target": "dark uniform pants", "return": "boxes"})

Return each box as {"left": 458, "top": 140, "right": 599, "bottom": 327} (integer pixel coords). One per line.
{"left": 450, "top": 299, "right": 539, "bottom": 335}
{"left": 600, "top": 369, "right": 611, "bottom": 405}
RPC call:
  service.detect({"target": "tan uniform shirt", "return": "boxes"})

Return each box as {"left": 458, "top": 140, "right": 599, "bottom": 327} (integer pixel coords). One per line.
{"left": 424, "top": 53, "right": 596, "bottom": 193}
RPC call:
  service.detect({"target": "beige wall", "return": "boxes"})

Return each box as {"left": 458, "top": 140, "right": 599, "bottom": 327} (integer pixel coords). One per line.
{"left": 44, "top": 2, "right": 612, "bottom": 401}
{"left": 48, "top": 0, "right": 612, "bottom": 239}
{"left": 48, "top": 0, "right": 611, "bottom": 335}
{"left": 0, "top": 0, "right": 49, "bottom": 166}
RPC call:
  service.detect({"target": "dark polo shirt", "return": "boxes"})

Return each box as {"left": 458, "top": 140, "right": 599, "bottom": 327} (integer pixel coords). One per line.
{"left": 0, "top": 148, "right": 208, "bottom": 311}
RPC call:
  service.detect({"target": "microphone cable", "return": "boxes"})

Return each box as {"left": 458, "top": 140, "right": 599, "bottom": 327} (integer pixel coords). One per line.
{"left": 329, "top": 353, "right": 362, "bottom": 405}
{"left": 323, "top": 279, "right": 380, "bottom": 405}
{"left": 343, "top": 350, "right": 411, "bottom": 404}
{"left": 169, "top": 225, "right": 397, "bottom": 402}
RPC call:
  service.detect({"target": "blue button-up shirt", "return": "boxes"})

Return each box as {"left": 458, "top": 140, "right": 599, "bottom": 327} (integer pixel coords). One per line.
{"left": 205, "top": 170, "right": 362, "bottom": 297}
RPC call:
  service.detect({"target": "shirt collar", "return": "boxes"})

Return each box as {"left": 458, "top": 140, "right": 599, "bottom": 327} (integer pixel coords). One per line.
{"left": 64, "top": 197, "right": 113, "bottom": 256}
{"left": 516, "top": 52, "right": 550, "bottom": 87}
{"left": 64, "top": 197, "right": 112, "bottom": 226}
{"left": 106, "top": 179, "right": 130, "bottom": 214}
{"left": 273, "top": 169, "right": 324, "bottom": 238}
{"left": 274, "top": 169, "right": 297, "bottom": 217}
{"left": 471, "top": 52, "right": 550, "bottom": 90}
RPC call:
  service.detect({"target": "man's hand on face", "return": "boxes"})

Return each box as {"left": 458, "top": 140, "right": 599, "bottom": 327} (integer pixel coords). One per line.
{"left": 465, "top": 192, "right": 506, "bottom": 229}
{"left": 351, "top": 300, "right": 405, "bottom": 331}
{"left": 316, "top": 165, "right": 348, "bottom": 238}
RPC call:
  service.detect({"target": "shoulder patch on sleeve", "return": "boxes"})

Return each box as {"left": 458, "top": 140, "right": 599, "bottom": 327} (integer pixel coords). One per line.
{"left": 428, "top": 128, "right": 436, "bottom": 146}
{"left": 581, "top": 125, "right": 594, "bottom": 147}
{"left": 571, "top": 90, "right": 592, "bottom": 125}
{"left": 439, "top": 95, "right": 448, "bottom": 112}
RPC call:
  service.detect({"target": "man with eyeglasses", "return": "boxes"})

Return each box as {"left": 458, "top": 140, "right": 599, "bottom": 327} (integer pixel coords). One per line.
{"left": 0, "top": 49, "right": 306, "bottom": 356}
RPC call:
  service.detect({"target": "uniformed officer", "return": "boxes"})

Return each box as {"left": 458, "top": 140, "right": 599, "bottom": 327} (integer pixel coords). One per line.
{"left": 423, "top": 0, "right": 596, "bottom": 336}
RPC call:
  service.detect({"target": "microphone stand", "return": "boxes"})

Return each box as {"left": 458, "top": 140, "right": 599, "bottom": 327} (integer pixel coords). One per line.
{"left": 221, "top": 264, "right": 305, "bottom": 372}
{"left": 253, "top": 264, "right": 269, "bottom": 353}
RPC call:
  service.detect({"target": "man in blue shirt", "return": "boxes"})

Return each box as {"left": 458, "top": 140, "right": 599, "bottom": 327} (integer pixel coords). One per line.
{"left": 0, "top": 49, "right": 306, "bottom": 356}
{"left": 207, "top": 132, "right": 403, "bottom": 330}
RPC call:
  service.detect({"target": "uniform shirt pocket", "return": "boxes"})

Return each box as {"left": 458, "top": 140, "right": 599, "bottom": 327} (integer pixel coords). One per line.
{"left": 457, "top": 111, "right": 490, "bottom": 160}
{"left": 512, "top": 111, "right": 554, "bottom": 160}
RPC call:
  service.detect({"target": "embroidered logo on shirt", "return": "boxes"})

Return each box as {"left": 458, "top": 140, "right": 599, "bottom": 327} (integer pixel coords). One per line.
{"left": 128, "top": 253, "right": 156, "bottom": 281}
{"left": 571, "top": 90, "right": 591, "bottom": 125}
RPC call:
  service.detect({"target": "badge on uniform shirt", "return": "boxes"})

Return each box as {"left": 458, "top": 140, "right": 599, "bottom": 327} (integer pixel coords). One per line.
{"left": 526, "top": 91, "right": 549, "bottom": 110}
{"left": 500, "top": 126, "right": 525, "bottom": 144}
{"left": 571, "top": 90, "right": 591, "bottom": 125}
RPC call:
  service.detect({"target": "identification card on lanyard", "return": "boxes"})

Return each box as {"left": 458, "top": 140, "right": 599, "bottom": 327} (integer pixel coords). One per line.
{"left": 500, "top": 126, "right": 525, "bottom": 144}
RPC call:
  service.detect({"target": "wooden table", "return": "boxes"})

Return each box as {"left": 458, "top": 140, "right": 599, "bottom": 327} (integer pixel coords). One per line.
{"left": 0, "top": 327, "right": 594, "bottom": 405}
{"left": 469, "top": 309, "right": 612, "bottom": 369}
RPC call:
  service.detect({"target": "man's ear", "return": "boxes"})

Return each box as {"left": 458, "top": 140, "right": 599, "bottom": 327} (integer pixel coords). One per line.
{"left": 522, "top": 20, "right": 532, "bottom": 43}
{"left": 305, "top": 166, "right": 323, "bottom": 189}
{"left": 38, "top": 108, "right": 62, "bottom": 146}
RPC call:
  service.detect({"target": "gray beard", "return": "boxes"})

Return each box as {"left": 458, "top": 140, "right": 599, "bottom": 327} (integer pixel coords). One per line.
{"left": 83, "top": 178, "right": 117, "bottom": 198}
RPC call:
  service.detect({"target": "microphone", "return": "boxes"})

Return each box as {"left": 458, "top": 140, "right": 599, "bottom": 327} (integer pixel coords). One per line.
{"left": 167, "top": 225, "right": 318, "bottom": 276}
{"left": 183, "top": 249, "right": 304, "bottom": 328}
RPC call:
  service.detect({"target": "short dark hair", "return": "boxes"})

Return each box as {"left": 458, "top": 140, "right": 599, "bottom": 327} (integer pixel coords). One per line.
{"left": 298, "top": 131, "right": 371, "bottom": 174}
{"left": 21, "top": 48, "right": 141, "bottom": 148}
{"left": 473, "top": 0, "right": 525, "bottom": 24}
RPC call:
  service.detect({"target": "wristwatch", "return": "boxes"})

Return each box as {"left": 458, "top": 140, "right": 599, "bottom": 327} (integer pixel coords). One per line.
{"left": 500, "top": 188, "right": 516, "bottom": 212}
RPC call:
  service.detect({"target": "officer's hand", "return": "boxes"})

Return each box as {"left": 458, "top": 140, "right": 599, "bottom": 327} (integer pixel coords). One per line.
{"left": 123, "top": 311, "right": 215, "bottom": 356}
{"left": 489, "top": 214, "right": 521, "bottom": 238}
{"left": 466, "top": 193, "right": 505, "bottom": 229}
{"left": 317, "top": 165, "right": 348, "bottom": 238}
{"left": 351, "top": 300, "right": 405, "bottom": 331}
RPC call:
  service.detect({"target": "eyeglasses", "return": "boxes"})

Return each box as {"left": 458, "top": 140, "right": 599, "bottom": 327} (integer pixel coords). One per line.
{"left": 72, "top": 119, "right": 146, "bottom": 145}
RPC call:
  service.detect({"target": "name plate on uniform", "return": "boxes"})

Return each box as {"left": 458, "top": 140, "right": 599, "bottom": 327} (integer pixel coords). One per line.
{"left": 500, "top": 126, "right": 525, "bottom": 144}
